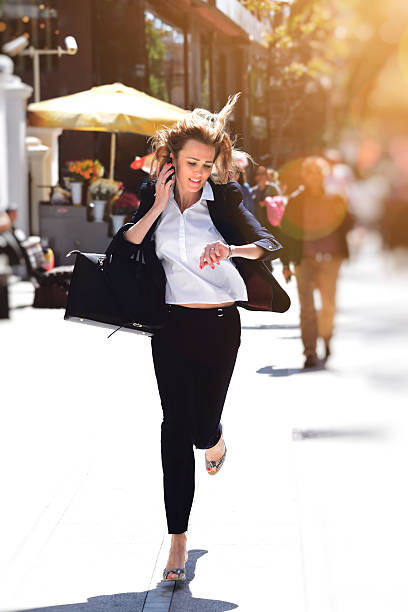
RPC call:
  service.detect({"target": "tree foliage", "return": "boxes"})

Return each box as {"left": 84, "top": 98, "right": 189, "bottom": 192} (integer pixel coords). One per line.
{"left": 246, "top": 0, "right": 340, "bottom": 87}
{"left": 246, "top": 0, "right": 342, "bottom": 163}
{"left": 241, "top": 0, "right": 402, "bottom": 159}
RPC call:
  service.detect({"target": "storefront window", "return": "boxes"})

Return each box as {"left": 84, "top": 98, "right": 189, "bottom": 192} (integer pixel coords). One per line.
{"left": 250, "top": 66, "right": 266, "bottom": 117}
{"left": 250, "top": 64, "right": 267, "bottom": 139}
{"left": 145, "top": 10, "right": 185, "bottom": 108}
{"left": 200, "top": 35, "right": 211, "bottom": 109}
{"left": 216, "top": 51, "right": 227, "bottom": 109}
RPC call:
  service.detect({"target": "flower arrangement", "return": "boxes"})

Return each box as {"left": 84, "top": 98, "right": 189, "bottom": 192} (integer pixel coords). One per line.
{"left": 66, "top": 159, "right": 104, "bottom": 182}
{"left": 111, "top": 191, "right": 140, "bottom": 216}
{"left": 89, "top": 178, "right": 122, "bottom": 201}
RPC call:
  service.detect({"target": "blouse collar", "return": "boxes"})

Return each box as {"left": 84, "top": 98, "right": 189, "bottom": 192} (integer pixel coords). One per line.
{"left": 170, "top": 180, "right": 215, "bottom": 204}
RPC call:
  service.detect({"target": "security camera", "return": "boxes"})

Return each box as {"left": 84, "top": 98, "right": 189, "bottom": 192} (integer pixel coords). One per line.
{"left": 64, "top": 36, "right": 78, "bottom": 55}
{"left": 1, "top": 35, "right": 29, "bottom": 57}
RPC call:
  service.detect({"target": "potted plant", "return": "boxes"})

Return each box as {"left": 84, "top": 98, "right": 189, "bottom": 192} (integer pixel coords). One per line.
{"left": 89, "top": 178, "right": 121, "bottom": 222}
{"left": 111, "top": 191, "right": 140, "bottom": 233}
{"left": 66, "top": 159, "right": 104, "bottom": 205}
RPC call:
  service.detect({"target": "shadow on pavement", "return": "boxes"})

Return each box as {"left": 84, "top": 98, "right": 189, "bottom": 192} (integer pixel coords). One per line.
{"left": 278, "top": 335, "right": 301, "bottom": 340}
{"left": 257, "top": 363, "right": 326, "bottom": 377}
{"left": 14, "top": 594, "right": 147, "bottom": 612}
{"left": 18, "top": 550, "right": 238, "bottom": 612}
{"left": 292, "top": 427, "right": 388, "bottom": 442}
{"left": 168, "top": 549, "right": 238, "bottom": 610}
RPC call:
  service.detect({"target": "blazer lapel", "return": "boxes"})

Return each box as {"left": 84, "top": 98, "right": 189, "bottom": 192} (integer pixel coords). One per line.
{"left": 206, "top": 181, "right": 234, "bottom": 244}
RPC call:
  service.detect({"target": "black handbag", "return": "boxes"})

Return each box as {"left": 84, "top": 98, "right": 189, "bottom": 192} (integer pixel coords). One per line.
{"left": 64, "top": 225, "right": 167, "bottom": 337}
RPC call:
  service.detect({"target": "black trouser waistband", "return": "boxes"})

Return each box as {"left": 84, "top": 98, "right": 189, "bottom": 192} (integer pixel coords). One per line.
{"left": 167, "top": 304, "right": 237, "bottom": 318}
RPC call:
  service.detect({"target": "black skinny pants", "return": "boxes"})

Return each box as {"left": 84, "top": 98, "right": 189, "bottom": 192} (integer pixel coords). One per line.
{"left": 151, "top": 304, "right": 241, "bottom": 534}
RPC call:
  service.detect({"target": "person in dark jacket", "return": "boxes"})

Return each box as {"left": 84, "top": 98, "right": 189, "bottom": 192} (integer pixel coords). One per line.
{"left": 113, "top": 94, "right": 290, "bottom": 581}
{"left": 230, "top": 166, "right": 254, "bottom": 214}
{"left": 280, "top": 156, "right": 354, "bottom": 368}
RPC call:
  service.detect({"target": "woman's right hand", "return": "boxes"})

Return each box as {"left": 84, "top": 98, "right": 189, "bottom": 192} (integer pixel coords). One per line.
{"left": 153, "top": 163, "right": 175, "bottom": 212}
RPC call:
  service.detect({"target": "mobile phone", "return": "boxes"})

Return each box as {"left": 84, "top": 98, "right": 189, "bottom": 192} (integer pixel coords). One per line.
{"left": 165, "top": 156, "right": 175, "bottom": 184}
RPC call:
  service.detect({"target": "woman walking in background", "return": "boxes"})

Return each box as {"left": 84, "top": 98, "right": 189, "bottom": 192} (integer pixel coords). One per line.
{"left": 111, "top": 94, "right": 290, "bottom": 581}
{"left": 250, "top": 165, "right": 280, "bottom": 228}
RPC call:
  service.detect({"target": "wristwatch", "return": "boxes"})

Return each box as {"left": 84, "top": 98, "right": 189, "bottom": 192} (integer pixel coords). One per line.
{"left": 227, "top": 245, "right": 233, "bottom": 259}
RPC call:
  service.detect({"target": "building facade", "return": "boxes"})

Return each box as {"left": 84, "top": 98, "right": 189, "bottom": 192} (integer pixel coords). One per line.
{"left": 0, "top": 0, "right": 274, "bottom": 183}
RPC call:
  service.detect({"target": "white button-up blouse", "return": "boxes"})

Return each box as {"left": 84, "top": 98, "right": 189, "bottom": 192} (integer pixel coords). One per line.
{"left": 154, "top": 181, "right": 248, "bottom": 304}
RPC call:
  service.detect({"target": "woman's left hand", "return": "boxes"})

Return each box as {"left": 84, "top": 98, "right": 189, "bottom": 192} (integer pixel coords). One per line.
{"left": 200, "top": 241, "right": 229, "bottom": 269}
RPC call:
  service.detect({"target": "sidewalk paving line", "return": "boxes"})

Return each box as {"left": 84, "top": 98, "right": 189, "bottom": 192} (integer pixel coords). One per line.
{"left": 142, "top": 580, "right": 175, "bottom": 611}
{"left": 142, "top": 532, "right": 176, "bottom": 611}
{"left": 1, "top": 467, "right": 87, "bottom": 604}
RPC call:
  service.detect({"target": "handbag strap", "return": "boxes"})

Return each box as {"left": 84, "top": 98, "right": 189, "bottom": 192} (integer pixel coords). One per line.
{"left": 107, "top": 325, "right": 123, "bottom": 338}
{"left": 105, "top": 223, "right": 135, "bottom": 259}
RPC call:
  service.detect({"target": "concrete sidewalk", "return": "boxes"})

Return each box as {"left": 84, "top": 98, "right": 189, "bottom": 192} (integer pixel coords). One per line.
{"left": 1, "top": 234, "right": 407, "bottom": 611}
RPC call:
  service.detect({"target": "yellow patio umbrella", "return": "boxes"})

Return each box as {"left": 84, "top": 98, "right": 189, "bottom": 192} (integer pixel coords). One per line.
{"left": 27, "top": 82, "right": 188, "bottom": 179}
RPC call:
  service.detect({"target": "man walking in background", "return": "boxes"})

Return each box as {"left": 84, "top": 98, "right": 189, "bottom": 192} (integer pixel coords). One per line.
{"left": 280, "top": 156, "right": 354, "bottom": 368}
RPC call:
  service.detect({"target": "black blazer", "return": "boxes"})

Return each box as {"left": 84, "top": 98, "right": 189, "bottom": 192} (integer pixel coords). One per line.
{"left": 111, "top": 179, "right": 290, "bottom": 313}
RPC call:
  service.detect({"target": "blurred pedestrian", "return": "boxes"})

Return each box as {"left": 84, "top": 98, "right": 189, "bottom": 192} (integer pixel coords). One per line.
{"left": 230, "top": 165, "right": 254, "bottom": 214}
{"left": 0, "top": 207, "right": 24, "bottom": 268}
{"left": 267, "top": 167, "right": 280, "bottom": 189}
{"left": 0, "top": 211, "right": 11, "bottom": 234}
{"left": 280, "top": 156, "right": 354, "bottom": 368}
{"left": 250, "top": 165, "right": 280, "bottom": 228}
{"left": 110, "top": 95, "right": 289, "bottom": 581}
{"left": 324, "top": 148, "right": 354, "bottom": 200}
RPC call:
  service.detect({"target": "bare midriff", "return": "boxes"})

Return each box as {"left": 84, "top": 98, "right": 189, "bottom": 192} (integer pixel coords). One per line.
{"left": 178, "top": 301, "right": 235, "bottom": 309}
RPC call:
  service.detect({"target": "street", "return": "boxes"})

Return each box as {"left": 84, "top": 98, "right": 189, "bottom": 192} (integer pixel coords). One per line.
{"left": 1, "top": 232, "right": 408, "bottom": 612}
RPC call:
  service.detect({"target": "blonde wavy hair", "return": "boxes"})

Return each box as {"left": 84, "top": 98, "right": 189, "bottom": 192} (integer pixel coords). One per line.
{"left": 149, "top": 93, "right": 250, "bottom": 184}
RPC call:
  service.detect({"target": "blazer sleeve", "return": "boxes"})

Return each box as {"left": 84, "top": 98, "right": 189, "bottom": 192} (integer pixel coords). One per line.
{"left": 105, "top": 181, "right": 156, "bottom": 258}
{"left": 129, "top": 181, "right": 156, "bottom": 224}
{"left": 224, "top": 182, "right": 283, "bottom": 261}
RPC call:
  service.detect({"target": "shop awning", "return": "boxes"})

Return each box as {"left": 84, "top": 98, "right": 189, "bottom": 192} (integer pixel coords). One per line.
{"left": 27, "top": 82, "right": 187, "bottom": 135}
{"left": 27, "top": 82, "right": 187, "bottom": 178}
